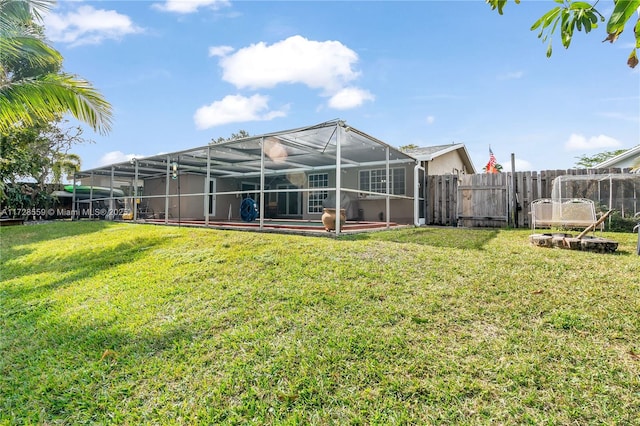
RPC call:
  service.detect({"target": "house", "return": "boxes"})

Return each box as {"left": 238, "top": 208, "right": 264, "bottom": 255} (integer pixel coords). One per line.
{"left": 74, "top": 120, "right": 475, "bottom": 233}
{"left": 403, "top": 144, "right": 476, "bottom": 175}
{"left": 594, "top": 145, "right": 640, "bottom": 170}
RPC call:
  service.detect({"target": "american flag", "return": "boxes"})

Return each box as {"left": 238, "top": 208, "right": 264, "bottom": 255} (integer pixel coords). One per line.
{"left": 486, "top": 148, "right": 498, "bottom": 174}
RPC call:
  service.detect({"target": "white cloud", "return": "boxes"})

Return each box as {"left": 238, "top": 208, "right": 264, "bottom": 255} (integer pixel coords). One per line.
{"left": 564, "top": 133, "right": 622, "bottom": 151}
{"left": 194, "top": 94, "right": 288, "bottom": 129}
{"left": 514, "top": 158, "right": 533, "bottom": 171}
{"left": 97, "top": 151, "right": 145, "bottom": 166}
{"left": 44, "top": 5, "right": 143, "bottom": 46}
{"left": 153, "top": 0, "right": 230, "bottom": 14}
{"left": 426, "top": 115, "right": 435, "bottom": 125}
{"left": 209, "top": 45, "right": 234, "bottom": 57}
{"left": 328, "top": 87, "right": 374, "bottom": 110}
{"left": 218, "top": 35, "right": 361, "bottom": 94}
{"left": 200, "top": 35, "right": 371, "bottom": 122}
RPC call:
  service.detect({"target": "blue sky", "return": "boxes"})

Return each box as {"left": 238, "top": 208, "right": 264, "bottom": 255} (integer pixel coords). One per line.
{"left": 44, "top": 0, "right": 639, "bottom": 172}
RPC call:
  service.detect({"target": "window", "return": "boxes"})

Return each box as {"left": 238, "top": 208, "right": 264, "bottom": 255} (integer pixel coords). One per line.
{"left": 308, "top": 173, "right": 328, "bottom": 213}
{"left": 359, "top": 168, "right": 405, "bottom": 196}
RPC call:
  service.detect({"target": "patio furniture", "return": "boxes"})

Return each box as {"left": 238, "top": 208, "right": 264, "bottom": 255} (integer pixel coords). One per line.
{"left": 529, "top": 205, "right": 617, "bottom": 253}
{"left": 530, "top": 198, "right": 603, "bottom": 232}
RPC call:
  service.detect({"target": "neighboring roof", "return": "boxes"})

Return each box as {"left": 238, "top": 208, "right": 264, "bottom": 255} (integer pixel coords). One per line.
{"left": 404, "top": 143, "right": 476, "bottom": 174}
{"left": 594, "top": 145, "right": 640, "bottom": 169}
{"left": 75, "top": 120, "right": 417, "bottom": 180}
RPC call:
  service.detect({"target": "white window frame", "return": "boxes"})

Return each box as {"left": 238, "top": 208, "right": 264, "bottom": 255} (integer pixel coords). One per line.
{"left": 307, "top": 173, "right": 329, "bottom": 214}
{"left": 359, "top": 168, "right": 406, "bottom": 196}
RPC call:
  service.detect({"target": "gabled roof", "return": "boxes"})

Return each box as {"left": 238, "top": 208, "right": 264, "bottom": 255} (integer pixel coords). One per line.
{"left": 403, "top": 143, "right": 476, "bottom": 174}
{"left": 594, "top": 145, "right": 640, "bottom": 169}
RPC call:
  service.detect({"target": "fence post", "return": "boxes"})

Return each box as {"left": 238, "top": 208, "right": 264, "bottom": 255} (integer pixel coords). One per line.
{"left": 510, "top": 153, "right": 517, "bottom": 228}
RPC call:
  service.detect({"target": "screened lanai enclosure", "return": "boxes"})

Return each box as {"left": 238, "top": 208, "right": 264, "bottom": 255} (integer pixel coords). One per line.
{"left": 73, "top": 120, "right": 426, "bottom": 235}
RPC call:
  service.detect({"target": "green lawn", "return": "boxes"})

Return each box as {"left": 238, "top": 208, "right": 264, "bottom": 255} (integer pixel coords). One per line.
{"left": 1, "top": 221, "right": 638, "bottom": 424}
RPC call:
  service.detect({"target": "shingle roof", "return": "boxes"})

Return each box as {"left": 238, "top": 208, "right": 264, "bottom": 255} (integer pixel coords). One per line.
{"left": 403, "top": 144, "right": 459, "bottom": 158}
{"left": 403, "top": 143, "right": 476, "bottom": 174}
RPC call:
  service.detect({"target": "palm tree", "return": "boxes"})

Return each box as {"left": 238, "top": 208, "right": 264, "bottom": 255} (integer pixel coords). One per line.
{"left": 51, "top": 151, "right": 80, "bottom": 186}
{"left": 0, "top": 0, "right": 112, "bottom": 134}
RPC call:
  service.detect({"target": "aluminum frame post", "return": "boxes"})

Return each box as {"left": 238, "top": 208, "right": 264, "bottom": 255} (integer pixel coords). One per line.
{"left": 259, "top": 137, "right": 265, "bottom": 230}
{"left": 335, "top": 123, "right": 342, "bottom": 235}
{"left": 110, "top": 166, "right": 115, "bottom": 220}
{"left": 133, "top": 159, "right": 138, "bottom": 221}
{"left": 385, "top": 146, "right": 390, "bottom": 229}
{"left": 205, "top": 146, "right": 211, "bottom": 227}
{"left": 414, "top": 163, "right": 425, "bottom": 226}
{"left": 165, "top": 156, "right": 170, "bottom": 224}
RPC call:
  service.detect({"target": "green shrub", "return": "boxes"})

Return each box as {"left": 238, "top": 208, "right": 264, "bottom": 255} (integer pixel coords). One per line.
{"left": 603, "top": 210, "right": 639, "bottom": 232}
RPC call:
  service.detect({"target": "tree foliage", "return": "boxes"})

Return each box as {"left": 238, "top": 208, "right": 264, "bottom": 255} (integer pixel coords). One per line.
{"left": 574, "top": 148, "right": 628, "bottom": 168}
{"left": 1, "top": 0, "right": 109, "bottom": 211}
{"left": 0, "top": 119, "right": 89, "bottom": 208}
{"left": 210, "top": 130, "right": 251, "bottom": 144}
{"left": 398, "top": 144, "right": 420, "bottom": 152}
{"left": 487, "top": 0, "right": 640, "bottom": 68}
{"left": 0, "top": 0, "right": 113, "bottom": 133}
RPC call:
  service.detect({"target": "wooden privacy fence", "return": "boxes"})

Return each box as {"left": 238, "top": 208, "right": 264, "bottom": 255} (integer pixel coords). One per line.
{"left": 457, "top": 173, "right": 509, "bottom": 227}
{"left": 424, "top": 174, "right": 458, "bottom": 226}
{"left": 425, "top": 168, "right": 636, "bottom": 228}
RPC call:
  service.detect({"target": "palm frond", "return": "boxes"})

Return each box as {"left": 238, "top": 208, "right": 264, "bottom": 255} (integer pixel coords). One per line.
{"left": 0, "top": 0, "right": 54, "bottom": 26}
{"left": 0, "top": 33, "right": 62, "bottom": 75}
{"left": 0, "top": 73, "right": 113, "bottom": 134}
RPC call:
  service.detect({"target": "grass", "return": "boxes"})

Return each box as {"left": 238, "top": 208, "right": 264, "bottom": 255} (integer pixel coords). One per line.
{"left": 1, "top": 221, "right": 639, "bottom": 425}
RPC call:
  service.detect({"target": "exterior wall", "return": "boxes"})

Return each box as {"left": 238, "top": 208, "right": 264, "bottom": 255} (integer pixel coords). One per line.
{"left": 425, "top": 150, "right": 468, "bottom": 175}
{"left": 356, "top": 198, "right": 414, "bottom": 223}
{"left": 340, "top": 163, "right": 416, "bottom": 224}
{"left": 214, "top": 177, "right": 243, "bottom": 221}
{"left": 600, "top": 156, "right": 639, "bottom": 169}
{"left": 144, "top": 174, "right": 206, "bottom": 220}
{"left": 139, "top": 162, "right": 417, "bottom": 224}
